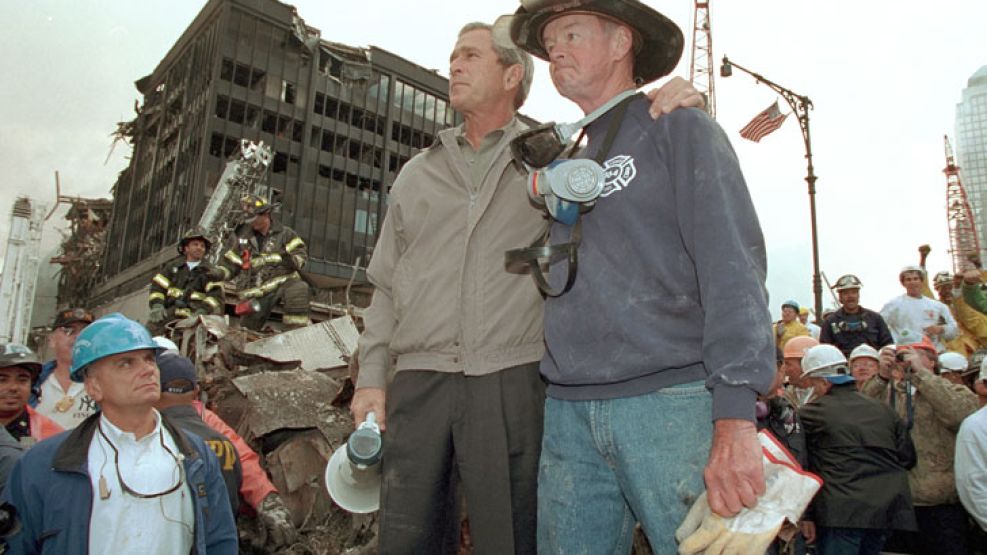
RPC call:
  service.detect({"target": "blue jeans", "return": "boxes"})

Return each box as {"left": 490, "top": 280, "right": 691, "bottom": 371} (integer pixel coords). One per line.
{"left": 816, "top": 527, "right": 888, "bottom": 555}
{"left": 538, "top": 381, "right": 712, "bottom": 554}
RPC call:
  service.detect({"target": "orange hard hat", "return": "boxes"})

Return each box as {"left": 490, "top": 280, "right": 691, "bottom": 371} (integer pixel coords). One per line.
{"left": 783, "top": 336, "right": 820, "bottom": 359}
{"left": 900, "top": 335, "right": 937, "bottom": 355}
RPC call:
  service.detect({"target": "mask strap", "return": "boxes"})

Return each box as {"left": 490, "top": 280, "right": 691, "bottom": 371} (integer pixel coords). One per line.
{"left": 507, "top": 92, "right": 639, "bottom": 298}
{"left": 555, "top": 88, "right": 639, "bottom": 144}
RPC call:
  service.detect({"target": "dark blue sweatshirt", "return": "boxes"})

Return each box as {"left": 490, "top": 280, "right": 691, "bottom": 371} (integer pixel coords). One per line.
{"left": 541, "top": 97, "right": 775, "bottom": 421}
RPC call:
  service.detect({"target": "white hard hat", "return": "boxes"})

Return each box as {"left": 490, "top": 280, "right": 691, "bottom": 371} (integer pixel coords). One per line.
{"left": 801, "top": 344, "right": 851, "bottom": 380}
{"left": 933, "top": 271, "right": 953, "bottom": 287}
{"left": 152, "top": 336, "right": 179, "bottom": 352}
{"left": 980, "top": 355, "right": 987, "bottom": 381}
{"left": 939, "top": 352, "right": 968, "bottom": 373}
{"left": 899, "top": 265, "right": 926, "bottom": 279}
{"left": 848, "top": 343, "right": 880, "bottom": 362}
{"left": 832, "top": 274, "right": 863, "bottom": 291}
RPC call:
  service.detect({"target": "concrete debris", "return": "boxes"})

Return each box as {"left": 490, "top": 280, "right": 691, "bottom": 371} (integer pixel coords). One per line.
{"left": 50, "top": 198, "right": 113, "bottom": 309}
{"left": 243, "top": 315, "right": 359, "bottom": 371}
{"left": 229, "top": 369, "right": 342, "bottom": 438}
{"left": 167, "top": 316, "right": 376, "bottom": 553}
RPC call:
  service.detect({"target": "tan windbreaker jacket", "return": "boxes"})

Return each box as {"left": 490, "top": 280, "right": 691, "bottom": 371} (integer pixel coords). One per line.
{"left": 356, "top": 118, "right": 547, "bottom": 389}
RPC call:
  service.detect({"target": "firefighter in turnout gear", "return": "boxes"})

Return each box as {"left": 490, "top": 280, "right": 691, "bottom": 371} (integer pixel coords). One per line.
{"left": 147, "top": 227, "right": 225, "bottom": 333}
{"left": 217, "top": 194, "right": 311, "bottom": 330}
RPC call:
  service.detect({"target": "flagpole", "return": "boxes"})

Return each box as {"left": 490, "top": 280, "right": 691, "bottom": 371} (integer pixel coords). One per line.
{"left": 719, "top": 55, "right": 822, "bottom": 324}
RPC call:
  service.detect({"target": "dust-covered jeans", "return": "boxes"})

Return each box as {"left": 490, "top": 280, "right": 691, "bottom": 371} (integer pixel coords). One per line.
{"left": 538, "top": 380, "right": 712, "bottom": 555}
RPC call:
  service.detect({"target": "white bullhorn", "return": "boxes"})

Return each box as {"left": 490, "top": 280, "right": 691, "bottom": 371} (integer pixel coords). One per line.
{"left": 325, "top": 411, "right": 382, "bottom": 513}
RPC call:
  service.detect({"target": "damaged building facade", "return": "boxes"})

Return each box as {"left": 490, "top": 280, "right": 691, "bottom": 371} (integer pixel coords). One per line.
{"left": 92, "top": 0, "right": 457, "bottom": 311}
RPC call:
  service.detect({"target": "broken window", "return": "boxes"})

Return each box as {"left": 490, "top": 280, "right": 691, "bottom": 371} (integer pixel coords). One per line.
{"left": 249, "top": 68, "right": 265, "bottom": 90}
{"left": 319, "top": 129, "right": 335, "bottom": 152}
{"left": 234, "top": 64, "right": 251, "bottom": 87}
{"left": 325, "top": 98, "right": 339, "bottom": 120}
{"left": 272, "top": 152, "right": 288, "bottom": 173}
{"left": 209, "top": 133, "right": 225, "bottom": 157}
{"left": 228, "top": 98, "right": 246, "bottom": 124}
{"left": 220, "top": 59, "right": 234, "bottom": 82}
{"left": 314, "top": 92, "right": 325, "bottom": 116}
{"left": 262, "top": 111, "right": 277, "bottom": 134}
{"left": 282, "top": 80, "right": 296, "bottom": 105}
{"left": 215, "top": 95, "right": 230, "bottom": 119}
{"left": 245, "top": 105, "right": 259, "bottom": 127}
{"left": 277, "top": 116, "right": 291, "bottom": 137}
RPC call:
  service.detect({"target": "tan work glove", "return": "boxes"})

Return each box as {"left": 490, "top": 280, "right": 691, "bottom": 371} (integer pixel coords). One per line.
{"left": 676, "top": 431, "right": 821, "bottom": 555}
{"left": 257, "top": 493, "right": 297, "bottom": 549}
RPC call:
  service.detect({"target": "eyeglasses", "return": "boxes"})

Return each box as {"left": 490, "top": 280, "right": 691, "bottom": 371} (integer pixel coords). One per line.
{"left": 97, "top": 421, "right": 184, "bottom": 499}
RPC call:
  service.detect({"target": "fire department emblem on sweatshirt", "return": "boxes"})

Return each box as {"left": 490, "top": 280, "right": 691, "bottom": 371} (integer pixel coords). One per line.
{"left": 600, "top": 155, "right": 637, "bottom": 197}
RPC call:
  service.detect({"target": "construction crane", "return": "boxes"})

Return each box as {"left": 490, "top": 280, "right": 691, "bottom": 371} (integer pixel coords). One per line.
{"left": 943, "top": 134, "right": 981, "bottom": 272}
{"left": 689, "top": 1, "right": 716, "bottom": 119}
{"left": 0, "top": 197, "right": 46, "bottom": 344}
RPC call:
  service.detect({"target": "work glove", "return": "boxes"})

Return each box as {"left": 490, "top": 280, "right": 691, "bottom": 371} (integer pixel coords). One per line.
{"left": 676, "top": 431, "right": 822, "bottom": 555}
{"left": 148, "top": 305, "right": 168, "bottom": 324}
{"left": 257, "top": 493, "right": 297, "bottom": 549}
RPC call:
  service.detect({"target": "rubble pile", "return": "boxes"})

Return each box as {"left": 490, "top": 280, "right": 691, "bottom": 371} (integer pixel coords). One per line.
{"left": 50, "top": 198, "right": 113, "bottom": 308}
{"left": 170, "top": 314, "right": 378, "bottom": 554}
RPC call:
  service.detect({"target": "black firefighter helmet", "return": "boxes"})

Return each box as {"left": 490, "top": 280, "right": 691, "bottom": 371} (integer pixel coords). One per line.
{"left": 501, "top": 0, "right": 684, "bottom": 85}
{"left": 0, "top": 343, "right": 42, "bottom": 382}
{"left": 177, "top": 227, "right": 213, "bottom": 256}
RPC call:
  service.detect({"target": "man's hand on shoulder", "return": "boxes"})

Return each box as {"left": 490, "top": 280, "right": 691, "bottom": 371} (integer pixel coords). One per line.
{"left": 704, "top": 419, "right": 764, "bottom": 517}
{"left": 645, "top": 76, "right": 706, "bottom": 119}
{"left": 350, "top": 387, "right": 386, "bottom": 432}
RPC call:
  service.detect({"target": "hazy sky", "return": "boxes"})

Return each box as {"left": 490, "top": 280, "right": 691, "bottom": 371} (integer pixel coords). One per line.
{"left": 2, "top": 1, "right": 986, "bottom": 319}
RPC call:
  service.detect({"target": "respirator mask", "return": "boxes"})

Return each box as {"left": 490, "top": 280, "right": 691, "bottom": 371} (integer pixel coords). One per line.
{"left": 505, "top": 90, "right": 638, "bottom": 296}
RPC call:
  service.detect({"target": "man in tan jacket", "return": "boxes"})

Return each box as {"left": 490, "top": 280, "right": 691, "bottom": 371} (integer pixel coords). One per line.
{"left": 863, "top": 337, "right": 979, "bottom": 554}
{"left": 348, "top": 21, "right": 703, "bottom": 555}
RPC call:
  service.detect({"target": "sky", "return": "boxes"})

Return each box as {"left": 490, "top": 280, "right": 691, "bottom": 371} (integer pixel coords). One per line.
{"left": 1, "top": 0, "right": 986, "bottom": 320}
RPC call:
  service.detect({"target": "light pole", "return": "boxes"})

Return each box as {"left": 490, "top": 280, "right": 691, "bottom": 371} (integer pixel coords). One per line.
{"left": 720, "top": 55, "right": 822, "bottom": 324}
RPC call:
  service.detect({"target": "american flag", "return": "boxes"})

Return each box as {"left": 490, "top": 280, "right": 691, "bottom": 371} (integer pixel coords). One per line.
{"left": 739, "top": 101, "right": 788, "bottom": 142}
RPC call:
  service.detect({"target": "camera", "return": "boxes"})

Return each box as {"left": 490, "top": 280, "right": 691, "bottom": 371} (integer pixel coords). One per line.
{"left": 895, "top": 351, "right": 909, "bottom": 363}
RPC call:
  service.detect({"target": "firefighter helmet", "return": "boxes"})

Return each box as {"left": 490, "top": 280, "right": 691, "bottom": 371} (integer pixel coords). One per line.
{"left": 177, "top": 227, "right": 213, "bottom": 256}
{"left": 240, "top": 194, "right": 272, "bottom": 219}
{"left": 801, "top": 344, "right": 852, "bottom": 381}
{"left": 0, "top": 343, "right": 42, "bottom": 378}
{"left": 504, "top": 0, "right": 684, "bottom": 85}
{"left": 832, "top": 274, "right": 863, "bottom": 291}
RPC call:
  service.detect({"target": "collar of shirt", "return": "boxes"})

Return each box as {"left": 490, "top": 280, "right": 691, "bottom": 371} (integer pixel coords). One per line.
{"left": 88, "top": 409, "right": 194, "bottom": 555}
{"left": 185, "top": 260, "right": 201, "bottom": 270}
{"left": 454, "top": 117, "right": 516, "bottom": 191}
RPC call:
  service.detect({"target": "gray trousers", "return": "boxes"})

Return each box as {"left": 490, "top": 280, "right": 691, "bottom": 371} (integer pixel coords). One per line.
{"left": 378, "top": 363, "right": 545, "bottom": 555}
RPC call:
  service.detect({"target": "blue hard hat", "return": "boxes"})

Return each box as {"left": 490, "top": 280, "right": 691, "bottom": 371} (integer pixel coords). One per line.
{"left": 70, "top": 313, "right": 160, "bottom": 382}
{"left": 782, "top": 300, "right": 800, "bottom": 311}
{"left": 825, "top": 375, "right": 855, "bottom": 385}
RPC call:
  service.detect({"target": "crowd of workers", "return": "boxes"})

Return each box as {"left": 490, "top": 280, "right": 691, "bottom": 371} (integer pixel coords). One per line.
{"left": 1, "top": 0, "right": 986, "bottom": 553}
{"left": 768, "top": 264, "right": 987, "bottom": 554}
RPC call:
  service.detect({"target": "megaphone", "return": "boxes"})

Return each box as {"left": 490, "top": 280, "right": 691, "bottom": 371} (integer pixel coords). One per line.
{"left": 325, "top": 412, "right": 382, "bottom": 513}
